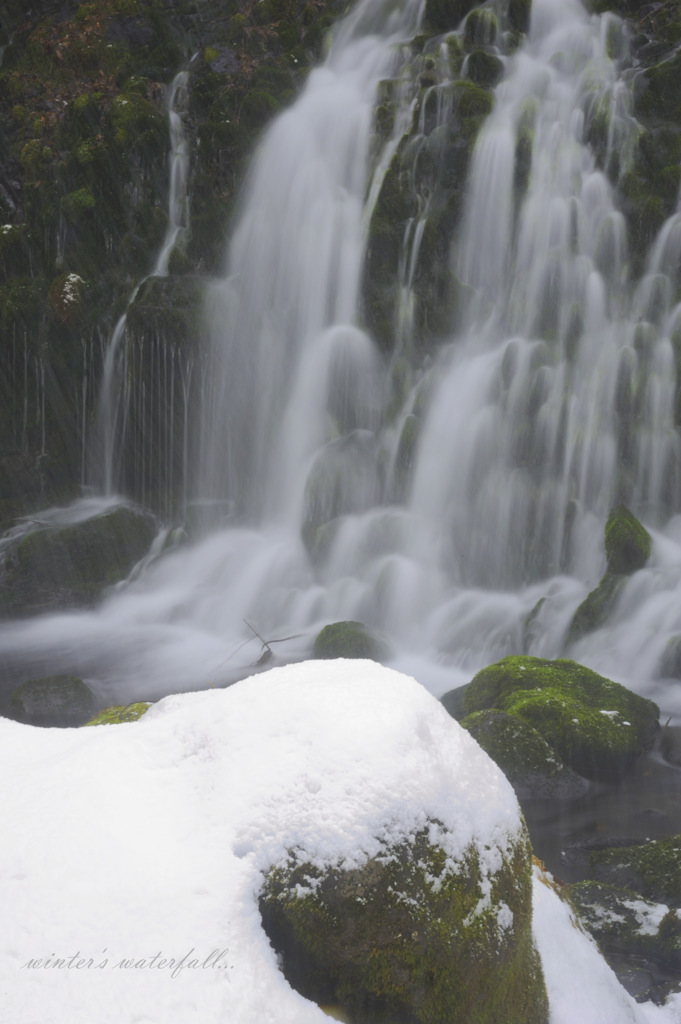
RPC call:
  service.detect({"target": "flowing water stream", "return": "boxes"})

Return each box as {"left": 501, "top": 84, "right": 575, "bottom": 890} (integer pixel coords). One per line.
{"left": 3, "top": 0, "right": 681, "bottom": 726}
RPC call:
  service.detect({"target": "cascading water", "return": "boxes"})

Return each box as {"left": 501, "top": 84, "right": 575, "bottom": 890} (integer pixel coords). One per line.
{"left": 96, "top": 69, "right": 191, "bottom": 498}
{"left": 3, "top": 0, "right": 681, "bottom": 725}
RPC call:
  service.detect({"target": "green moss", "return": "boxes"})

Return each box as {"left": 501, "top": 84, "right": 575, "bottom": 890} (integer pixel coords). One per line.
{"left": 463, "top": 8, "right": 498, "bottom": 49}
{"left": 460, "top": 708, "right": 588, "bottom": 799}
{"left": 61, "top": 186, "right": 96, "bottom": 222}
{"left": 590, "top": 836, "right": 681, "bottom": 908}
{"left": 260, "top": 823, "right": 548, "bottom": 1024}
{"left": 465, "top": 50, "right": 503, "bottom": 87}
{"left": 0, "top": 506, "right": 157, "bottom": 614}
{"left": 84, "top": 702, "right": 152, "bottom": 725}
{"left": 313, "top": 621, "right": 390, "bottom": 662}
{"left": 567, "top": 506, "right": 650, "bottom": 644}
{"left": 566, "top": 572, "right": 625, "bottom": 645}
{"left": 464, "top": 656, "right": 659, "bottom": 779}
{"left": 569, "top": 880, "right": 681, "bottom": 972}
{"left": 604, "top": 504, "right": 651, "bottom": 575}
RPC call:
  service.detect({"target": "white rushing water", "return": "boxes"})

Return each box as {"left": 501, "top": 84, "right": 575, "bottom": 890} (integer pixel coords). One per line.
{"left": 4, "top": 0, "right": 681, "bottom": 720}
{"left": 97, "top": 70, "right": 191, "bottom": 496}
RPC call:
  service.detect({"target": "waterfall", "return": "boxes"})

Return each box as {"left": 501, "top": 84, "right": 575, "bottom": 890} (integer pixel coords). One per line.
{"left": 96, "top": 70, "right": 191, "bottom": 498}
{"left": 3, "top": 0, "right": 681, "bottom": 722}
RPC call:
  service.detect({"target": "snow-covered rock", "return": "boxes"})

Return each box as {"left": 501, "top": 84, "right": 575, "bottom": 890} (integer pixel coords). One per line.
{"left": 0, "top": 660, "right": 678, "bottom": 1023}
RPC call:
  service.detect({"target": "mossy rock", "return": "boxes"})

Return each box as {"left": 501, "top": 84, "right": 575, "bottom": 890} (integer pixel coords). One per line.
{"left": 259, "top": 822, "right": 548, "bottom": 1024}
{"left": 465, "top": 50, "right": 504, "bottom": 87}
{"left": 313, "top": 621, "right": 390, "bottom": 662}
{"left": 460, "top": 708, "right": 590, "bottom": 800}
{"left": 463, "top": 8, "right": 498, "bottom": 48}
{"left": 6, "top": 674, "right": 95, "bottom": 727}
{"left": 0, "top": 505, "right": 157, "bottom": 616}
{"left": 84, "top": 702, "right": 152, "bottom": 726}
{"left": 566, "top": 573, "right": 625, "bottom": 646}
{"left": 604, "top": 505, "right": 651, "bottom": 575}
{"left": 568, "top": 880, "right": 681, "bottom": 972}
{"left": 440, "top": 682, "right": 469, "bottom": 721}
{"left": 589, "top": 836, "right": 681, "bottom": 909}
{"left": 463, "top": 656, "right": 659, "bottom": 779}
{"left": 567, "top": 506, "right": 650, "bottom": 644}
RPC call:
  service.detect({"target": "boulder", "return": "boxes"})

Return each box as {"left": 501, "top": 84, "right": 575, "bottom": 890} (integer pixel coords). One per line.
{"left": 6, "top": 674, "right": 95, "bottom": 727}
{"left": 604, "top": 505, "right": 652, "bottom": 575}
{"left": 568, "top": 880, "right": 681, "bottom": 973}
{"left": 460, "top": 708, "right": 589, "bottom": 800}
{"left": 589, "top": 836, "right": 681, "bottom": 908}
{"left": 260, "top": 821, "right": 548, "bottom": 1024}
{"left": 313, "top": 621, "right": 390, "bottom": 662}
{"left": 460, "top": 655, "right": 659, "bottom": 779}
{"left": 568, "top": 506, "right": 651, "bottom": 645}
{"left": 0, "top": 504, "right": 156, "bottom": 616}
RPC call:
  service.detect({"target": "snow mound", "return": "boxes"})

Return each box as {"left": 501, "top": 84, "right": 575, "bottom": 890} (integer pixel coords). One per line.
{"left": 0, "top": 659, "right": 678, "bottom": 1022}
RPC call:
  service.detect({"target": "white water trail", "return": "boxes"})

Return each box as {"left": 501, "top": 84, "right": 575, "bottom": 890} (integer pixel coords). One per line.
{"left": 97, "top": 70, "right": 191, "bottom": 496}
{"left": 4, "top": 0, "right": 681, "bottom": 723}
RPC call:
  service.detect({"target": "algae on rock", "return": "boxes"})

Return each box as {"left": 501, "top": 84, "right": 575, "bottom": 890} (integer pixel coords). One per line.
{"left": 567, "top": 505, "right": 652, "bottom": 645}
{"left": 460, "top": 655, "right": 659, "bottom": 779}
{"left": 313, "top": 620, "right": 391, "bottom": 662}
{"left": 260, "top": 822, "right": 548, "bottom": 1024}
{"left": 589, "top": 835, "right": 681, "bottom": 908}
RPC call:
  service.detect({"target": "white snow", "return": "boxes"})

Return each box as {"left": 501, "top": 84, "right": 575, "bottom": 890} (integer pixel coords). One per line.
{"left": 0, "top": 659, "right": 679, "bottom": 1023}
{"left": 532, "top": 866, "right": 681, "bottom": 1024}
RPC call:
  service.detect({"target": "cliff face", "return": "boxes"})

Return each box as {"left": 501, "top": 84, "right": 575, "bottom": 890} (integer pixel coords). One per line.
{"left": 1, "top": 0, "right": 680, "bottom": 526}
{"left": 0, "top": 0, "right": 344, "bottom": 524}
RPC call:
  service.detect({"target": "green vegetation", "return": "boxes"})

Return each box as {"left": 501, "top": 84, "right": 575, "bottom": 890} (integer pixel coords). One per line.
{"left": 84, "top": 702, "right": 152, "bottom": 724}
{"left": 313, "top": 621, "right": 390, "bottom": 661}
{"left": 260, "top": 823, "right": 548, "bottom": 1024}
{"left": 462, "top": 655, "right": 659, "bottom": 779}
{"left": 0, "top": 506, "right": 156, "bottom": 614}
{"left": 590, "top": 836, "right": 681, "bottom": 908}
{"left": 460, "top": 708, "right": 589, "bottom": 799}
{"left": 567, "top": 506, "right": 651, "bottom": 644}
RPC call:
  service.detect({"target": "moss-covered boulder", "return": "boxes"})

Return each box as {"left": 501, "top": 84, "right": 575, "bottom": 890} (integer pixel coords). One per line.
{"left": 604, "top": 504, "right": 652, "bottom": 575}
{"left": 313, "top": 621, "right": 390, "bottom": 662}
{"left": 568, "top": 880, "right": 681, "bottom": 973}
{"left": 567, "top": 573, "right": 626, "bottom": 646}
{"left": 84, "top": 702, "right": 152, "bottom": 725}
{"left": 0, "top": 504, "right": 156, "bottom": 616}
{"left": 260, "top": 822, "right": 548, "bottom": 1024}
{"left": 6, "top": 674, "right": 95, "bottom": 727}
{"left": 460, "top": 708, "right": 590, "bottom": 800}
{"left": 567, "top": 506, "right": 651, "bottom": 645}
{"left": 589, "top": 836, "right": 681, "bottom": 908}
{"left": 461, "top": 656, "right": 659, "bottom": 779}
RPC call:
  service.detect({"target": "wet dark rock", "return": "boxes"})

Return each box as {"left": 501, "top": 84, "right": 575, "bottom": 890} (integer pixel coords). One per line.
{"left": 0, "top": 504, "right": 157, "bottom": 616}
{"left": 313, "top": 621, "right": 391, "bottom": 662}
{"left": 590, "top": 835, "right": 681, "bottom": 908}
{"left": 5, "top": 673, "right": 95, "bottom": 727}
{"left": 460, "top": 708, "right": 590, "bottom": 800}
{"left": 569, "top": 879, "right": 681, "bottom": 971}
{"left": 260, "top": 822, "right": 548, "bottom": 1024}
{"left": 567, "top": 506, "right": 651, "bottom": 645}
